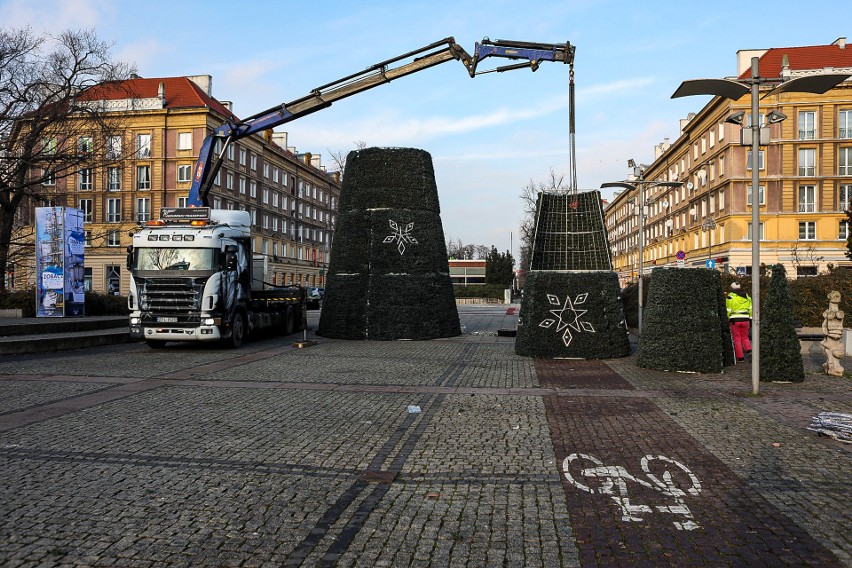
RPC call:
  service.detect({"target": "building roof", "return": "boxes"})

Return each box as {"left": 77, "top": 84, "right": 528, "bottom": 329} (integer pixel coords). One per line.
{"left": 79, "top": 76, "right": 236, "bottom": 119}
{"left": 740, "top": 41, "right": 852, "bottom": 79}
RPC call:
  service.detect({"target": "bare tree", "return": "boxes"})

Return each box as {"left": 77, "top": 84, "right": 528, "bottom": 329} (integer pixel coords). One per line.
{"left": 327, "top": 140, "right": 368, "bottom": 177}
{"left": 518, "top": 169, "right": 568, "bottom": 271}
{"left": 790, "top": 241, "right": 824, "bottom": 275}
{"left": 0, "top": 27, "right": 134, "bottom": 291}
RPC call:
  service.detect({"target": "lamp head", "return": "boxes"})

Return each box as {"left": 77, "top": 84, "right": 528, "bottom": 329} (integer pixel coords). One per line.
{"left": 766, "top": 110, "right": 787, "bottom": 124}
{"left": 724, "top": 110, "right": 745, "bottom": 126}
{"left": 627, "top": 159, "right": 636, "bottom": 168}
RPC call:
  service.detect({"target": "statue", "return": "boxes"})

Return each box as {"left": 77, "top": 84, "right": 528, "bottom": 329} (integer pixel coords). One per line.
{"left": 820, "top": 291, "right": 846, "bottom": 377}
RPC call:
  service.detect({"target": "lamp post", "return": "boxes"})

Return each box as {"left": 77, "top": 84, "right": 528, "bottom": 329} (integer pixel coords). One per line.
{"left": 702, "top": 216, "right": 716, "bottom": 266}
{"left": 673, "top": 58, "right": 850, "bottom": 394}
{"left": 603, "top": 171, "right": 682, "bottom": 334}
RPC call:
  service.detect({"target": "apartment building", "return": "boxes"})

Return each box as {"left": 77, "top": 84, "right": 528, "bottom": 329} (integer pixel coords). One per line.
{"left": 606, "top": 37, "right": 852, "bottom": 286}
{"left": 16, "top": 74, "right": 340, "bottom": 294}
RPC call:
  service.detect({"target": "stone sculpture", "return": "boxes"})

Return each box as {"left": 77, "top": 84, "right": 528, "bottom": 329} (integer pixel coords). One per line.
{"left": 821, "top": 290, "right": 846, "bottom": 377}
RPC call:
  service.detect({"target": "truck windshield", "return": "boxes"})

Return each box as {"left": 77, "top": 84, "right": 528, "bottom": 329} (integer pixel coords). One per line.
{"left": 134, "top": 248, "right": 217, "bottom": 271}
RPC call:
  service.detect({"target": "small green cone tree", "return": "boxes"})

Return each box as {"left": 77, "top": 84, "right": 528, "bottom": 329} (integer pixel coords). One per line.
{"left": 760, "top": 264, "right": 805, "bottom": 382}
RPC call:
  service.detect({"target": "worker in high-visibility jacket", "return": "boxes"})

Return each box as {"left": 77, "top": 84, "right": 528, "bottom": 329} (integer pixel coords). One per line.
{"left": 726, "top": 281, "right": 752, "bottom": 362}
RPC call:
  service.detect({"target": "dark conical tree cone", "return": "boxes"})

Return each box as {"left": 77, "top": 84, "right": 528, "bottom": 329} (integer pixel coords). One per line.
{"left": 515, "top": 271, "right": 630, "bottom": 359}
{"left": 760, "top": 264, "right": 805, "bottom": 382}
{"left": 637, "top": 268, "right": 725, "bottom": 373}
{"left": 318, "top": 147, "right": 460, "bottom": 340}
{"left": 529, "top": 190, "right": 613, "bottom": 271}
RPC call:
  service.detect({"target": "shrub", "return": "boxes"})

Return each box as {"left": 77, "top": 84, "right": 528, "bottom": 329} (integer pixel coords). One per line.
{"left": 0, "top": 288, "right": 128, "bottom": 317}
{"left": 453, "top": 284, "right": 506, "bottom": 299}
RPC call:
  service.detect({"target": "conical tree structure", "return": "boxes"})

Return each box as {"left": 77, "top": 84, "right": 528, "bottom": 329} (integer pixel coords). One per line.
{"left": 760, "top": 264, "right": 805, "bottom": 382}
{"left": 318, "top": 147, "right": 460, "bottom": 340}
{"left": 637, "top": 268, "right": 731, "bottom": 373}
{"left": 516, "top": 191, "right": 630, "bottom": 359}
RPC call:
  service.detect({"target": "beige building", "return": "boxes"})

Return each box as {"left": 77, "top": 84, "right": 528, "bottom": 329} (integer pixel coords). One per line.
{"left": 15, "top": 74, "right": 340, "bottom": 294}
{"left": 606, "top": 37, "right": 852, "bottom": 286}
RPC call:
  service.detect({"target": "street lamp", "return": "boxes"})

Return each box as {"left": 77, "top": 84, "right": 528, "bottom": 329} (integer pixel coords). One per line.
{"left": 603, "top": 168, "right": 683, "bottom": 334}
{"left": 673, "top": 58, "right": 850, "bottom": 395}
{"left": 701, "top": 216, "right": 716, "bottom": 266}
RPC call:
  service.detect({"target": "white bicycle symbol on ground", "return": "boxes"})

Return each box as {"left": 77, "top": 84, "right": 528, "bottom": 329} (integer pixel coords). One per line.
{"left": 563, "top": 453, "right": 702, "bottom": 531}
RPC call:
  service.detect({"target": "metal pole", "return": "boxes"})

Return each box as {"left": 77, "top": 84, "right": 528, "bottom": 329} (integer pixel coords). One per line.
{"left": 750, "top": 56, "right": 761, "bottom": 395}
{"left": 637, "top": 178, "right": 645, "bottom": 334}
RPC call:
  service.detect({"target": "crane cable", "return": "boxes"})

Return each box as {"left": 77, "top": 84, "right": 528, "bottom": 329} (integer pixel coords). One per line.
{"left": 569, "top": 63, "right": 578, "bottom": 194}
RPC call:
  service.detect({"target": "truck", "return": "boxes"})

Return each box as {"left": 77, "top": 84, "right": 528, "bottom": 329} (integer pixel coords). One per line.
{"left": 127, "top": 207, "right": 305, "bottom": 348}
{"left": 127, "top": 36, "right": 574, "bottom": 348}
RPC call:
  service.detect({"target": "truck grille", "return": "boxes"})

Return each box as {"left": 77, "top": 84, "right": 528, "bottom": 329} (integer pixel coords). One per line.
{"left": 137, "top": 277, "right": 205, "bottom": 324}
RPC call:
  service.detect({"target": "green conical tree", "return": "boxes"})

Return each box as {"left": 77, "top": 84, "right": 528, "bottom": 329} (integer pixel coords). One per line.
{"left": 760, "top": 264, "right": 805, "bottom": 382}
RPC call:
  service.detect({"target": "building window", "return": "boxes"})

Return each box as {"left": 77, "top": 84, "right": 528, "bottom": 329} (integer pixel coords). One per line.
{"left": 250, "top": 154, "right": 257, "bottom": 171}
{"left": 79, "top": 168, "right": 93, "bottom": 190}
{"left": 177, "top": 132, "right": 192, "bottom": 150}
{"left": 250, "top": 181, "right": 257, "bottom": 198}
{"left": 839, "top": 110, "right": 852, "bottom": 139}
{"left": 136, "top": 133, "right": 151, "bottom": 159}
{"left": 796, "top": 266, "right": 818, "bottom": 278}
{"left": 107, "top": 230, "right": 121, "bottom": 247}
{"left": 262, "top": 188, "right": 269, "bottom": 204}
{"left": 746, "top": 185, "right": 765, "bottom": 206}
{"left": 106, "top": 265, "right": 120, "bottom": 293}
{"left": 798, "top": 111, "right": 816, "bottom": 140}
{"left": 78, "top": 199, "right": 93, "bottom": 223}
{"left": 798, "top": 221, "right": 816, "bottom": 240}
{"left": 239, "top": 178, "right": 246, "bottom": 195}
{"left": 798, "top": 148, "right": 816, "bottom": 176}
{"left": 747, "top": 113, "right": 764, "bottom": 128}
{"left": 84, "top": 231, "right": 92, "bottom": 247}
{"left": 107, "top": 198, "right": 121, "bottom": 223}
{"left": 272, "top": 191, "right": 279, "bottom": 208}
{"left": 747, "top": 150, "right": 764, "bottom": 170}
{"left": 107, "top": 135, "right": 122, "bottom": 159}
{"left": 177, "top": 165, "right": 192, "bottom": 183}
{"left": 841, "top": 185, "right": 852, "bottom": 211}
{"left": 136, "top": 198, "right": 150, "bottom": 222}
{"left": 273, "top": 168, "right": 279, "bottom": 183}
{"left": 137, "top": 165, "right": 151, "bottom": 190}
{"left": 178, "top": 196, "right": 188, "bottom": 208}
{"left": 840, "top": 148, "right": 852, "bottom": 175}
{"left": 226, "top": 172, "right": 233, "bottom": 191}
{"left": 79, "top": 136, "right": 93, "bottom": 155}
{"left": 226, "top": 143, "right": 234, "bottom": 161}
{"left": 747, "top": 222, "right": 764, "bottom": 241}
{"left": 108, "top": 167, "right": 121, "bottom": 191}
{"left": 239, "top": 148, "right": 246, "bottom": 166}
{"left": 798, "top": 185, "right": 816, "bottom": 212}
{"left": 263, "top": 164, "right": 269, "bottom": 178}
{"left": 840, "top": 220, "right": 850, "bottom": 240}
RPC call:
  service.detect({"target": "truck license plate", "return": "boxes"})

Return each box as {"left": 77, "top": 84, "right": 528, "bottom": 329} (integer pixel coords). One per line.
{"left": 158, "top": 317, "right": 178, "bottom": 323}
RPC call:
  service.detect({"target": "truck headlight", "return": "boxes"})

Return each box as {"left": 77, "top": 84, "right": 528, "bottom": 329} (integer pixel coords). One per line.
{"left": 203, "top": 318, "right": 216, "bottom": 326}
{"left": 130, "top": 317, "right": 140, "bottom": 325}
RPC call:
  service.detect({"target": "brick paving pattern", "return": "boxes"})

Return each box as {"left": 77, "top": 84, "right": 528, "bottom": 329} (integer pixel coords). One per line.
{"left": 0, "top": 307, "right": 849, "bottom": 566}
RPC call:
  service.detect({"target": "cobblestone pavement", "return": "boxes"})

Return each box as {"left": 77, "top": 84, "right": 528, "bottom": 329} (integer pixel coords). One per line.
{"left": 0, "top": 306, "right": 849, "bottom": 567}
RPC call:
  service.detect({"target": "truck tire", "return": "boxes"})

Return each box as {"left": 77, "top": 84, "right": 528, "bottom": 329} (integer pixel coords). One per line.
{"left": 228, "top": 311, "right": 246, "bottom": 348}
{"left": 145, "top": 339, "right": 167, "bottom": 349}
{"left": 284, "top": 308, "right": 295, "bottom": 336}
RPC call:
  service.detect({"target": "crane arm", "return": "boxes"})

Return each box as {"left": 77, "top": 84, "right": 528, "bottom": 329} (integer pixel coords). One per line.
{"left": 188, "top": 36, "right": 574, "bottom": 206}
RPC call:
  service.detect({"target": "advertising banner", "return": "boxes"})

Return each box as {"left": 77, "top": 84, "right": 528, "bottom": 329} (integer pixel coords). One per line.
{"left": 35, "top": 207, "right": 85, "bottom": 317}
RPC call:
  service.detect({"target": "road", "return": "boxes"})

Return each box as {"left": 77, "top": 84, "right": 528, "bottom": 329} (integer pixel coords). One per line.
{"left": 0, "top": 305, "right": 850, "bottom": 567}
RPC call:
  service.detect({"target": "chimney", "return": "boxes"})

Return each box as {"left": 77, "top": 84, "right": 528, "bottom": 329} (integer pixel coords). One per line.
{"left": 834, "top": 37, "right": 847, "bottom": 49}
{"left": 272, "top": 132, "right": 288, "bottom": 150}
{"left": 311, "top": 154, "right": 321, "bottom": 169}
{"left": 157, "top": 82, "right": 165, "bottom": 107}
{"left": 220, "top": 101, "right": 233, "bottom": 112}
{"left": 187, "top": 74, "right": 213, "bottom": 95}
{"left": 303, "top": 152, "right": 312, "bottom": 166}
{"left": 781, "top": 54, "right": 791, "bottom": 79}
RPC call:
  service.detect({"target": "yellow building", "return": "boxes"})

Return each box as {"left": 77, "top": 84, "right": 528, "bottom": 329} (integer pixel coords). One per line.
{"left": 15, "top": 74, "right": 340, "bottom": 294}
{"left": 607, "top": 38, "right": 852, "bottom": 286}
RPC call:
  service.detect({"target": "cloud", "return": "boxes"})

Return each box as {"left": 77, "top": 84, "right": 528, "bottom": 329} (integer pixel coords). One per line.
{"left": 0, "top": 0, "right": 111, "bottom": 32}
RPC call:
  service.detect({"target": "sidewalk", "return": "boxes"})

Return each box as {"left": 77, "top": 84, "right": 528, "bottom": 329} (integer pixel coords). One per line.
{"left": 0, "top": 305, "right": 849, "bottom": 566}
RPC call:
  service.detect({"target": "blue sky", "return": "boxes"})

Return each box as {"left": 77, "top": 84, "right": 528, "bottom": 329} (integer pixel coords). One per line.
{"left": 6, "top": 0, "right": 850, "bottom": 258}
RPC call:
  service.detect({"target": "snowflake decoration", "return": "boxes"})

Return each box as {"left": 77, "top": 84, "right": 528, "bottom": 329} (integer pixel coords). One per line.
{"left": 383, "top": 219, "right": 418, "bottom": 255}
{"left": 539, "top": 292, "right": 596, "bottom": 347}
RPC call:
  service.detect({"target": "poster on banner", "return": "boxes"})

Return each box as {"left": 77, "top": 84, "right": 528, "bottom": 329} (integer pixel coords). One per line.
{"left": 35, "top": 207, "right": 85, "bottom": 317}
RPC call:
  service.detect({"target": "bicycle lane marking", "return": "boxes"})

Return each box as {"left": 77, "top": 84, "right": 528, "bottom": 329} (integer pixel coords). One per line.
{"left": 538, "top": 360, "right": 841, "bottom": 567}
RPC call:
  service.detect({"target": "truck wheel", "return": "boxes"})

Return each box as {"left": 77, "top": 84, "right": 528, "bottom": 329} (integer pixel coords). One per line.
{"left": 284, "top": 308, "right": 295, "bottom": 335}
{"left": 145, "top": 340, "right": 167, "bottom": 349}
{"left": 228, "top": 311, "right": 245, "bottom": 348}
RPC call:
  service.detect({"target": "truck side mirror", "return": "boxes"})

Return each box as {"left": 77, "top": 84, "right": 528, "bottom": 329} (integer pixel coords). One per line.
{"left": 225, "top": 252, "right": 237, "bottom": 271}
{"left": 126, "top": 246, "right": 133, "bottom": 271}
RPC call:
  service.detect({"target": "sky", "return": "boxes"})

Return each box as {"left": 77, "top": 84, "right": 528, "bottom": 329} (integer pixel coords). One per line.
{"left": 4, "top": 0, "right": 850, "bottom": 259}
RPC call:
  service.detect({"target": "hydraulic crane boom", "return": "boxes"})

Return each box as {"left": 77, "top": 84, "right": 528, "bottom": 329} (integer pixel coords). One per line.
{"left": 188, "top": 36, "right": 575, "bottom": 207}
